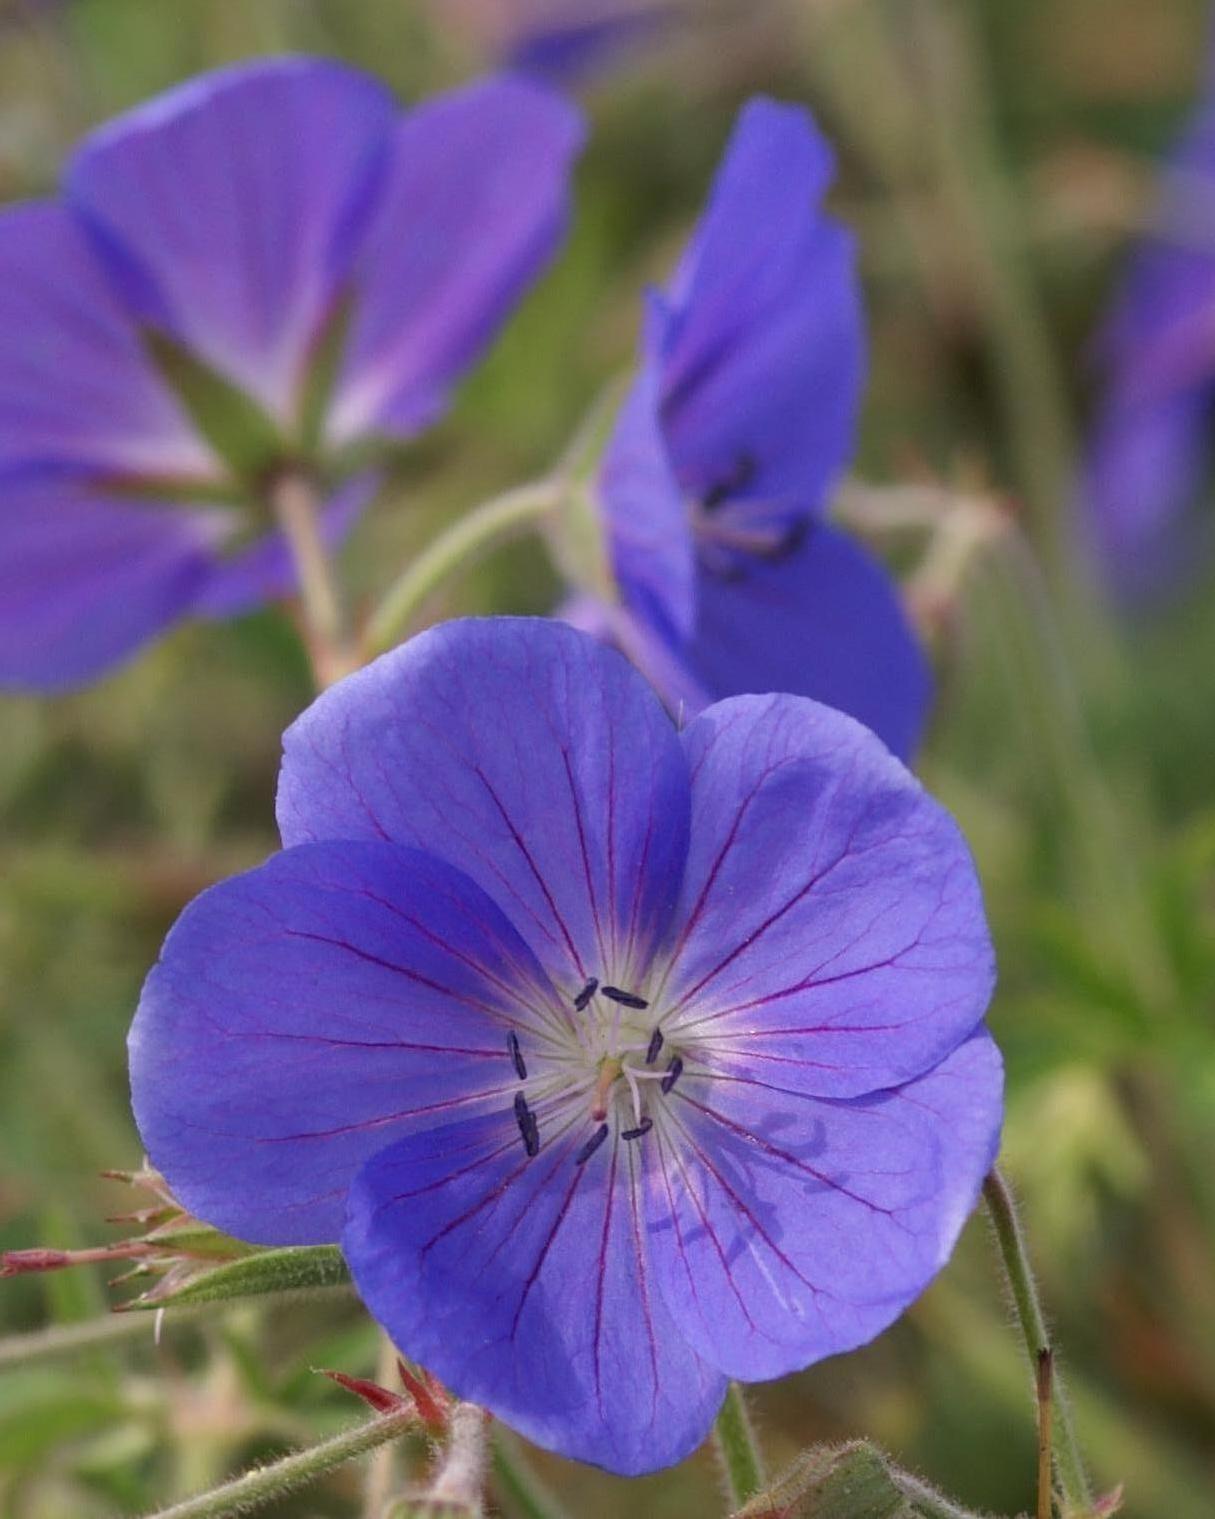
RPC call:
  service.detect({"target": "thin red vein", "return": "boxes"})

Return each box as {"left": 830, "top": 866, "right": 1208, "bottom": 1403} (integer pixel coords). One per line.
{"left": 475, "top": 765, "right": 587, "bottom": 980}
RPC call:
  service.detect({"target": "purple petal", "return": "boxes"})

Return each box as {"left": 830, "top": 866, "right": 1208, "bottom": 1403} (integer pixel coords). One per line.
{"left": 0, "top": 472, "right": 225, "bottom": 691}
{"left": 646, "top": 1031, "right": 1002, "bottom": 1380}
{"left": 598, "top": 353, "right": 696, "bottom": 645}
{"left": 680, "top": 522, "right": 931, "bottom": 761}
{"left": 191, "top": 473, "right": 380, "bottom": 619}
{"left": 504, "top": 1, "right": 676, "bottom": 82}
{"left": 657, "top": 98, "right": 863, "bottom": 518}
{"left": 657, "top": 692, "right": 995, "bottom": 1099}
{"left": 0, "top": 204, "right": 212, "bottom": 478}
{"left": 327, "top": 77, "right": 584, "bottom": 443}
{"left": 1081, "top": 386, "right": 1214, "bottom": 600}
{"left": 277, "top": 618, "right": 690, "bottom": 994}
{"left": 66, "top": 59, "right": 398, "bottom": 422}
{"left": 343, "top": 1109, "right": 727, "bottom": 1474}
{"left": 130, "top": 840, "right": 563, "bottom": 1244}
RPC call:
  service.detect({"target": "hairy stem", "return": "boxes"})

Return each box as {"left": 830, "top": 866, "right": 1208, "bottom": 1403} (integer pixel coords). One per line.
{"left": 140, "top": 1406, "right": 416, "bottom": 1519}
{"left": 365, "top": 479, "right": 563, "bottom": 656}
{"left": 714, "top": 1382, "right": 765, "bottom": 1509}
{"left": 983, "top": 1169, "right": 1092, "bottom": 1515}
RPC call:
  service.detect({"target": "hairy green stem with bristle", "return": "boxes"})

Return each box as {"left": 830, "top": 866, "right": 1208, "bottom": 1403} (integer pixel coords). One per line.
{"left": 140, "top": 1405, "right": 417, "bottom": 1519}
{"left": 983, "top": 1168, "right": 1092, "bottom": 1515}
{"left": 714, "top": 1382, "right": 765, "bottom": 1509}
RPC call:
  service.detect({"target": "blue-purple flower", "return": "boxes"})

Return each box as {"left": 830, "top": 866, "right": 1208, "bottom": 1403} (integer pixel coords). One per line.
{"left": 431, "top": 0, "right": 678, "bottom": 83}
{"left": 129, "top": 616, "right": 1001, "bottom": 1475}
{"left": 0, "top": 59, "right": 582, "bottom": 691}
{"left": 1082, "top": 96, "right": 1215, "bottom": 598}
{"left": 584, "top": 98, "right": 931, "bottom": 761}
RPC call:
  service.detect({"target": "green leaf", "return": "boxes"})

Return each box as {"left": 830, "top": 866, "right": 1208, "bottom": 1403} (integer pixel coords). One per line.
{"left": 142, "top": 329, "right": 285, "bottom": 481}
{"left": 122, "top": 1244, "right": 351, "bottom": 1311}
{"left": 734, "top": 1443, "right": 984, "bottom": 1519}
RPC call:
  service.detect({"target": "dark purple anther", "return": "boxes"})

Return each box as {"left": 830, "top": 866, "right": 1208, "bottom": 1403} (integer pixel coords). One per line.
{"left": 621, "top": 1118, "right": 653, "bottom": 1141}
{"left": 573, "top": 977, "right": 599, "bottom": 1011}
{"left": 514, "top": 1091, "right": 539, "bottom": 1157}
{"left": 661, "top": 1055, "right": 683, "bottom": 1095}
{"left": 645, "top": 1027, "right": 664, "bottom": 1064}
{"left": 602, "top": 986, "right": 649, "bottom": 1009}
{"left": 507, "top": 1030, "right": 527, "bottom": 1081}
{"left": 574, "top": 1123, "right": 610, "bottom": 1165}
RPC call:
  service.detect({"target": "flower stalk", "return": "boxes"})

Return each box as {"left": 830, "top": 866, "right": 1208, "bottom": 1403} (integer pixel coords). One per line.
{"left": 364, "top": 478, "right": 564, "bottom": 656}
{"left": 714, "top": 1382, "right": 765, "bottom": 1510}
{"left": 269, "top": 468, "right": 356, "bottom": 688}
{"left": 138, "top": 1404, "right": 418, "bottom": 1519}
{"left": 983, "top": 1168, "right": 1092, "bottom": 1516}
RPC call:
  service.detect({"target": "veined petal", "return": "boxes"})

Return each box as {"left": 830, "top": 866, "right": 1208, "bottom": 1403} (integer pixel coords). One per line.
{"left": 658, "top": 693, "right": 995, "bottom": 1098}
{"left": 682, "top": 522, "right": 931, "bottom": 761}
{"left": 658, "top": 98, "right": 862, "bottom": 517}
{"left": 66, "top": 58, "right": 397, "bottom": 422}
{"left": 327, "top": 76, "right": 584, "bottom": 443}
{"left": 0, "top": 204, "right": 212, "bottom": 478}
{"left": 343, "top": 1109, "right": 727, "bottom": 1474}
{"left": 0, "top": 472, "right": 224, "bottom": 691}
{"left": 278, "top": 618, "right": 690, "bottom": 994}
{"left": 599, "top": 353, "right": 696, "bottom": 646}
{"left": 130, "top": 840, "right": 564, "bottom": 1245}
{"left": 646, "top": 1031, "right": 1002, "bottom": 1380}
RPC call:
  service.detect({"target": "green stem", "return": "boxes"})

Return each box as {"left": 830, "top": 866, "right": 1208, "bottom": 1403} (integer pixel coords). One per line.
{"left": 491, "top": 1430, "right": 570, "bottom": 1519}
{"left": 713, "top": 1382, "right": 765, "bottom": 1509}
{"left": 364, "top": 479, "right": 563, "bottom": 656}
{"left": 0, "top": 1309, "right": 176, "bottom": 1369}
{"left": 983, "top": 1169, "right": 1092, "bottom": 1515}
{"left": 270, "top": 469, "right": 354, "bottom": 688}
{"left": 139, "top": 1406, "right": 417, "bottom": 1519}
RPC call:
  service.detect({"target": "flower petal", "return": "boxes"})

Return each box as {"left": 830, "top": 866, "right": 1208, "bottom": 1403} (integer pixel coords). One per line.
{"left": 646, "top": 1031, "right": 1002, "bottom": 1380}
{"left": 658, "top": 692, "right": 994, "bottom": 1098}
{"left": 278, "top": 618, "right": 690, "bottom": 994}
{"left": 681, "top": 522, "right": 931, "bottom": 761}
{"left": 0, "top": 204, "right": 211, "bottom": 478}
{"left": 130, "top": 839, "right": 563, "bottom": 1245}
{"left": 343, "top": 1109, "right": 727, "bottom": 1474}
{"left": 1082, "top": 386, "right": 1214, "bottom": 601}
{"left": 66, "top": 59, "right": 397, "bottom": 421}
{"left": 658, "top": 98, "right": 863, "bottom": 519}
{"left": 327, "top": 76, "right": 584, "bottom": 443}
{"left": 0, "top": 473, "right": 223, "bottom": 691}
{"left": 599, "top": 350, "right": 696, "bottom": 645}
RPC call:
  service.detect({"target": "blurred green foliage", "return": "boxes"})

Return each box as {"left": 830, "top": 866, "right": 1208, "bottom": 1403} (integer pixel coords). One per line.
{"left": 1, "top": 1, "right": 1214, "bottom": 1515}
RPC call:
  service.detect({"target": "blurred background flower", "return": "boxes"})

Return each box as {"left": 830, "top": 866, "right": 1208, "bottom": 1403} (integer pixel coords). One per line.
{"left": 0, "top": 59, "right": 581, "bottom": 690}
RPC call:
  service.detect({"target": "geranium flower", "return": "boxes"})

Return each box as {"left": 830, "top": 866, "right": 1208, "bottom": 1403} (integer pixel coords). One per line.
{"left": 130, "top": 617, "right": 1001, "bottom": 1475}
{"left": 0, "top": 59, "right": 582, "bottom": 690}
{"left": 580, "top": 98, "right": 931, "bottom": 760}
{"left": 432, "top": 0, "right": 677, "bottom": 82}
{"left": 1082, "top": 96, "right": 1215, "bottom": 598}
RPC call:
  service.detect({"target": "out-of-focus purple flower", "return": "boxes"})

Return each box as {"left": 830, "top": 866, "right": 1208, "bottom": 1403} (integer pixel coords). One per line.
{"left": 588, "top": 98, "right": 931, "bottom": 761}
{"left": 1083, "top": 105, "right": 1215, "bottom": 598}
{"left": 429, "top": 0, "right": 679, "bottom": 84}
{"left": 129, "top": 616, "right": 1001, "bottom": 1475}
{"left": 0, "top": 59, "right": 582, "bottom": 691}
